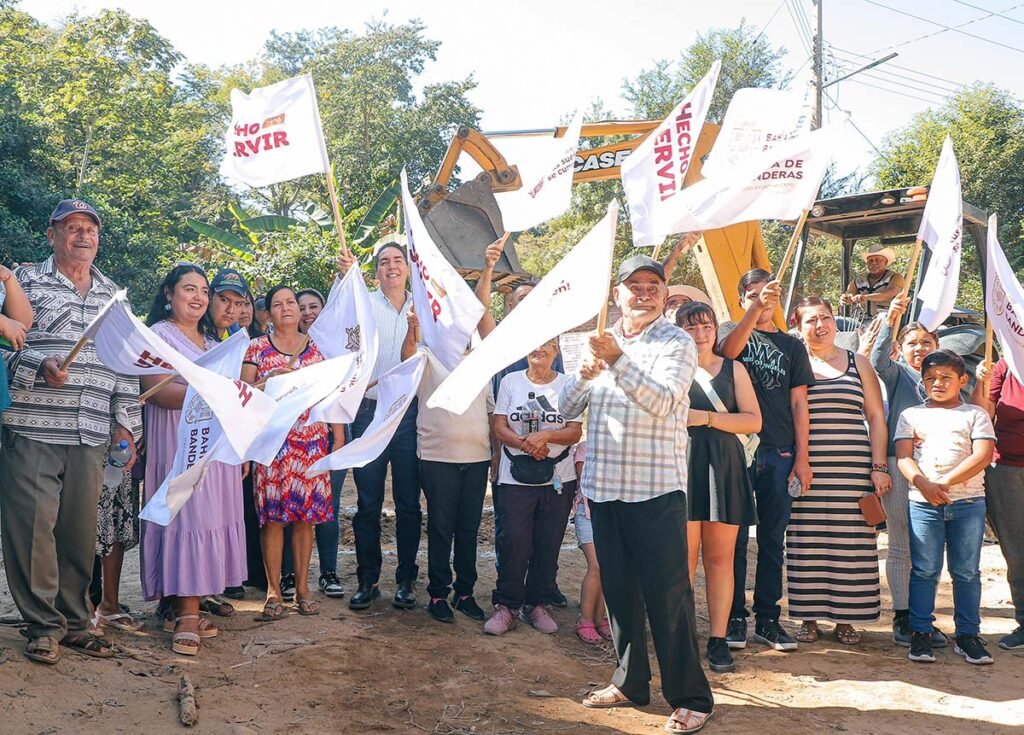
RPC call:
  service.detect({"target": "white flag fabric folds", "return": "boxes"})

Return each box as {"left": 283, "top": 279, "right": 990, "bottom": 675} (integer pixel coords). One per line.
{"left": 659, "top": 121, "right": 844, "bottom": 234}
{"left": 402, "top": 169, "right": 486, "bottom": 371}
{"left": 494, "top": 111, "right": 584, "bottom": 232}
{"left": 916, "top": 136, "right": 963, "bottom": 332}
{"left": 700, "top": 85, "right": 812, "bottom": 179}
{"left": 307, "top": 352, "right": 426, "bottom": 473}
{"left": 985, "top": 214, "right": 1024, "bottom": 383}
{"left": 621, "top": 61, "right": 720, "bottom": 247}
{"left": 308, "top": 267, "right": 379, "bottom": 424}
{"left": 428, "top": 202, "right": 618, "bottom": 415}
{"left": 139, "top": 332, "right": 249, "bottom": 526}
{"left": 219, "top": 73, "right": 330, "bottom": 188}
{"left": 85, "top": 291, "right": 275, "bottom": 457}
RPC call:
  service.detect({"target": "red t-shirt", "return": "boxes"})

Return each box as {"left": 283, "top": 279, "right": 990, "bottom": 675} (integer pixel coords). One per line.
{"left": 989, "top": 359, "right": 1024, "bottom": 466}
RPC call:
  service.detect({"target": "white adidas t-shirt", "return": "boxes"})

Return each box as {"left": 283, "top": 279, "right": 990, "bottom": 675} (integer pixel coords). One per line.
{"left": 494, "top": 370, "right": 578, "bottom": 487}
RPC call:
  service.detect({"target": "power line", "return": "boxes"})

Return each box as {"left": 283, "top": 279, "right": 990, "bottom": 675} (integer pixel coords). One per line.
{"left": 753, "top": 0, "right": 788, "bottom": 45}
{"left": 824, "top": 89, "right": 894, "bottom": 165}
{"left": 844, "top": 77, "right": 948, "bottom": 105}
{"left": 786, "top": 0, "right": 813, "bottom": 54}
{"left": 860, "top": 0, "right": 1024, "bottom": 55}
{"left": 950, "top": 0, "right": 1024, "bottom": 25}
{"left": 826, "top": 54, "right": 956, "bottom": 100}
{"left": 828, "top": 49, "right": 963, "bottom": 93}
{"left": 831, "top": 45, "right": 969, "bottom": 89}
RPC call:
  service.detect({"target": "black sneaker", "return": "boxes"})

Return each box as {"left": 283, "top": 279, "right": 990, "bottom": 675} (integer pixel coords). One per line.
{"left": 318, "top": 572, "right": 344, "bottom": 598}
{"left": 549, "top": 586, "right": 568, "bottom": 608}
{"left": 726, "top": 617, "right": 748, "bottom": 650}
{"left": 998, "top": 625, "right": 1024, "bottom": 651}
{"left": 707, "top": 637, "right": 735, "bottom": 673}
{"left": 893, "top": 615, "right": 912, "bottom": 647}
{"left": 931, "top": 627, "right": 949, "bottom": 648}
{"left": 428, "top": 597, "right": 455, "bottom": 623}
{"left": 281, "top": 573, "right": 296, "bottom": 603}
{"left": 954, "top": 635, "right": 994, "bottom": 665}
{"left": 452, "top": 594, "right": 486, "bottom": 621}
{"left": 908, "top": 631, "right": 935, "bottom": 662}
{"left": 223, "top": 586, "right": 245, "bottom": 600}
{"left": 754, "top": 620, "right": 797, "bottom": 651}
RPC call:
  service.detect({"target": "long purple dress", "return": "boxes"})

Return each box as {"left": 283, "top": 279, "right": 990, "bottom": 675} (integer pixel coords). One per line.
{"left": 140, "top": 321, "right": 247, "bottom": 600}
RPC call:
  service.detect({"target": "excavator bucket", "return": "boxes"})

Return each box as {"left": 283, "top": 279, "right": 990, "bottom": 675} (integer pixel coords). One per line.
{"left": 417, "top": 172, "right": 526, "bottom": 286}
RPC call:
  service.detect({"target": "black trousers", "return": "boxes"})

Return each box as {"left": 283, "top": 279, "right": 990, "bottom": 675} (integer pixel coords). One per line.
{"left": 492, "top": 481, "right": 575, "bottom": 609}
{"left": 590, "top": 491, "right": 713, "bottom": 713}
{"left": 421, "top": 459, "right": 489, "bottom": 599}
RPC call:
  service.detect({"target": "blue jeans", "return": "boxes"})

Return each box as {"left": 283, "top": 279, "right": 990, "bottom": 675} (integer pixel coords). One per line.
{"left": 732, "top": 445, "right": 795, "bottom": 623}
{"left": 352, "top": 397, "right": 421, "bottom": 585}
{"left": 909, "top": 498, "right": 986, "bottom": 636}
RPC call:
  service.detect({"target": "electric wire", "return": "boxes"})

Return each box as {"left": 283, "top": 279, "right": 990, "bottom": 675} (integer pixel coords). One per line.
{"left": 950, "top": 0, "right": 1024, "bottom": 25}
{"left": 860, "top": 0, "right": 1024, "bottom": 55}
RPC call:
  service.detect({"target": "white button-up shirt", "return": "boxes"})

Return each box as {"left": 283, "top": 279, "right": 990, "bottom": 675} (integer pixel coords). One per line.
{"left": 366, "top": 287, "right": 412, "bottom": 399}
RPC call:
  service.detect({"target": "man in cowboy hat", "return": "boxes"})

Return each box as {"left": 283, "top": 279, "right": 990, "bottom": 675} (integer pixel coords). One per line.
{"left": 839, "top": 243, "right": 905, "bottom": 321}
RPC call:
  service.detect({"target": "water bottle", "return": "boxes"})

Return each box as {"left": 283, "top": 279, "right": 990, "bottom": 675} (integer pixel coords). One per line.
{"left": 526, "top": 392, "right": 541, "bottom": 434}
{"left": 104, "top": 439, "right": 131, "bottom": 487}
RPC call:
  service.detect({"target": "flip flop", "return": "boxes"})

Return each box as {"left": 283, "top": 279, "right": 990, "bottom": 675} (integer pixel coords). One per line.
{"left": 296, "top": 598, "right": 321, "bottom": 616}
{"left": 259, "top": 600, "right": 286, "bottom": 622}
{"left": 24, "top": 636, "right": 60, "bottom": 665}
{"left": 61, "top": 631, "right": 114, "bottom": 658}
{"left": 94, "top": 611, "right": 142, "bottom": 632}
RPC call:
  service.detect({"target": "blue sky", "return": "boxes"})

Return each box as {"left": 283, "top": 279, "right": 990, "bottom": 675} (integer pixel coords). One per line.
{"left": 22, "top": 0, "right": 1024, "bottom": 180}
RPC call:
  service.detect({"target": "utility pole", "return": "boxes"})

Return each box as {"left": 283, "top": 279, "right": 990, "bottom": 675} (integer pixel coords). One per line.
{"left": 812, "top": 0, "right": 823, "bottom": 130}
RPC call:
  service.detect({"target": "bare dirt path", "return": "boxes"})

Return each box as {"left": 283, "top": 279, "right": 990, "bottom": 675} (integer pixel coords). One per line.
{"left": 1, "top": 482, "right": 1022, "bottom": 734}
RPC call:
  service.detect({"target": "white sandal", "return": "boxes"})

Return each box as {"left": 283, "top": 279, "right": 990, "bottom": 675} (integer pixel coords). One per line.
{"left": 665, "top": 708, "right": 713, "bottom": 734}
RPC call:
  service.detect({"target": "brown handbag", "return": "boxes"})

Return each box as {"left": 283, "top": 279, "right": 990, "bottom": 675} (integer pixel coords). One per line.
{"left": 859, "top": 492, "right": 887, "bottom": 527}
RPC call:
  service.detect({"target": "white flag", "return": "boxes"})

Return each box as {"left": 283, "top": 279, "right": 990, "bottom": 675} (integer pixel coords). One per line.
{"left": 701, "top": 85, "right": 812, "bottom": 178}
{"left": 428, "top": 202, "right": 618, "bottom": 415}
{"left": 139, "top": 332, "right": 249, "bottom": 526}
{"left": 621, "top": 61, "right": 720, "bottom": 247}
{"left": 308, "top": 267, "right": 379, "bottom": 424}
{"left": 307, "top": 352, "right": 426, "bottom": 473}
{"left": 661, "top": 122, "right": 844, "bottom": 234}
{"left": 219, "top": 74, "right": 330, "bottom": 188}
{"left": 402, "top": 169, "right": 486, "bottom": 371}
{"left": 494, "top": 111, "right": 584, "bottom": 232}
{"left": 85, "top": 292, "right": 275, "bottom": 457}
{"left": 985, "top": 214, "right": 1024, "bottom": 383}
{"left": 916, "top": 136, "right": 963, "bottom": 332}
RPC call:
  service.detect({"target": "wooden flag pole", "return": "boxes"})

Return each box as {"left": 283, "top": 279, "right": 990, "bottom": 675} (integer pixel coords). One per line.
{"left": 888, "top": 236, "right": 925, "bottom": 327}
{"left": 773, "top": 209, "right": 811, "bottom": 286}
{"left": 983, "top": 320, "right": 994, "bottom": 397}
{"left": 58, "top": 335, "right": 90, "bottom": 371}
{"left": 139, "top": 373, "right": 178, "bottom": 404}
{"left": 325, "top": 167, "right": 351, "bottom": 257}
{"left": 254, "top": 334, "right": 308, "bottom": 390}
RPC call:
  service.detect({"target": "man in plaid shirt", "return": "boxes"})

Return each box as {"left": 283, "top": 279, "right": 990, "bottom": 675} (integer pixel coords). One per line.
{"left": 561, "top": 255, "right": 713, "bottom": 734}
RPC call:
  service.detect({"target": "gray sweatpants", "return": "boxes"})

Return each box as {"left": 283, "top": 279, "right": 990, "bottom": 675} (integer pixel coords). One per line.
{"left": 985, "top": 463, "right": 1024, "bottom": 627}
{"left": 882, "top": 456, "right": 911, "bottom": 611}
{"left": 0, "top": 429, "right": 106, "bottom": 640}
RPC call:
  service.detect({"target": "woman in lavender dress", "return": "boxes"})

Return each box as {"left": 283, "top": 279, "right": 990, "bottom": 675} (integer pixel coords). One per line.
{"left": 139, "top": 264, "right": 247, "bottom": 656}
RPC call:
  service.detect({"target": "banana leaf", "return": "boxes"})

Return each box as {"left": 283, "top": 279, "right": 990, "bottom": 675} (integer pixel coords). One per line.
{"left": 352, "top": 179, "right": 399, "bottom": 250}
{"left": 241, "top": 215, "right": 303, "bottom": 232}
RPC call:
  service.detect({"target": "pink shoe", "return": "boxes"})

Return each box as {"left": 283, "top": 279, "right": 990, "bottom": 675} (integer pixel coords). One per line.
{"left": 483, "top": 604, "right": 518, "bottom": 636}
{"left": 574, "top": 619, "right": 603, "bottom": 645}
{"left": 526, "top": 604, "right": 558, "bottom": 634}
{"left": 596, "top": 619, "right": 612, "bottom": 641}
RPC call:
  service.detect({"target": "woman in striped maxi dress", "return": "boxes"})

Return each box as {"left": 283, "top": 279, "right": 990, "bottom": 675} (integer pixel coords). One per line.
{"left": 787, "top": 298, "right": 891, "bottom": 645}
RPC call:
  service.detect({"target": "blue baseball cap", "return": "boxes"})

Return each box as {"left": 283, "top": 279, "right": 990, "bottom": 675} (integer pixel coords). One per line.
{"left": 210, "top": 268, "right": 250, "bottom": 298}
{"left": 49, "top": 199, "right": 101, "bottom": 227}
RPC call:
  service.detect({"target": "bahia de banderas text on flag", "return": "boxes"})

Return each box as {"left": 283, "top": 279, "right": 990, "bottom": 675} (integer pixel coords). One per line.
{"left": 139, "top": 331, "right": 250, "bottom": 526}
{"left": 219, "top": 73, "right": 331, "bottom": 188}
{"left": 85, "top": 291, "right": 276, "bottom": 458}
{"left": 985, "top": 213, "right": 1024, "bottom": 384}
{"left": 401, "top": 168, "right": 486, "bottom": 371}
{"left": 427, "top": 201, "right": 619, "bottom": 416}
{"left": 915, "top": 136, "right": 963, "bottom": 332}
{"left": 620, "top": 61, "right": 720, "bottom": 248}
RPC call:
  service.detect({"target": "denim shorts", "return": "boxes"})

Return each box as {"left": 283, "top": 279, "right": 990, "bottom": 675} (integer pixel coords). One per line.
{"left": 574, "top": 503, "right": 594, "bottom": 547}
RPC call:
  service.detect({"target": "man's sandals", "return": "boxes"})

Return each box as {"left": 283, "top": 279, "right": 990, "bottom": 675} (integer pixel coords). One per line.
{"left": 665, "top": 708, "right": 713, "bottom": 734}
{"left": 61, "top": 631, "right": 114, "bottom": 659}
{"left": 582, "top": 686, "right": 711, "bottom": 734}
{"left": 23, "top": 635, "right": 60, "bottom": 665}
{"left": 582, "top": 685, "right": 638, "bottom": 709}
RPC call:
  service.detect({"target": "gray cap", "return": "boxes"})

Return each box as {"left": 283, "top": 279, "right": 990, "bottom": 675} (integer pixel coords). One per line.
{"left": 617, "top": 255, "right": 665, "bottom": 284}
{"left": 50, "top": 199, "right": 101, "bottom": 227}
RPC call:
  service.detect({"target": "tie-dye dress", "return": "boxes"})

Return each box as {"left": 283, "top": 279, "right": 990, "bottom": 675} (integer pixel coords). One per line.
{"left": 243, "top": 335, "right": 332, "bottom": 526}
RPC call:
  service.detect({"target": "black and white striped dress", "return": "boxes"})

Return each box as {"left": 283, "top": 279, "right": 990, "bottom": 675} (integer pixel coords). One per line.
{"left": 786, "top": 351, "right": 881, "bottom": 623}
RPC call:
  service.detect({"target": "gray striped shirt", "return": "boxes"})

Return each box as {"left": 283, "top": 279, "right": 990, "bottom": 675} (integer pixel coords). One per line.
{"left": 3, "top": 256, "right": 142, "bottom": 446}
{"left": 559, "top": 316, "right": 697, "bottom": 503}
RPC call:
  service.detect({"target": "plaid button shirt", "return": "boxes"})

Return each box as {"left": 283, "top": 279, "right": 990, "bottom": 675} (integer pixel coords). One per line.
{"left": 3, "top": 256, "right": 141, "bottom": 447}
{"left": 560, "top": 316, "right": 697, "bottom": 503}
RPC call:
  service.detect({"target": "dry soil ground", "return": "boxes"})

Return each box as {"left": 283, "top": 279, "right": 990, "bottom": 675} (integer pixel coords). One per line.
{"left": 1, "top": 481, "right": 1022, "bottom": 735}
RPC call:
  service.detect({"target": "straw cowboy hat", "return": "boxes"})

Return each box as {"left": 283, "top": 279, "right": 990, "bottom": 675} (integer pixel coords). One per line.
{"left": 860, "top": 243, "right": 896, "bottom": 266}
{"left": 667, "top": 285, "right": 711, "bottom": 305}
